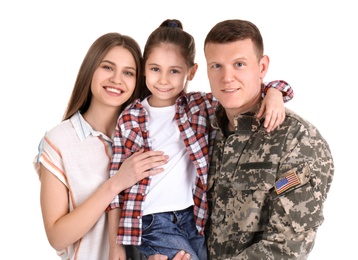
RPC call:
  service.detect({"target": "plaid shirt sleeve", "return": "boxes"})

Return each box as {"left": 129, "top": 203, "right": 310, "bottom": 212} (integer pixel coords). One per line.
{"left": 107, "top": 103, "right": 145, "bottom": 211}
{"left": 262, "top": 80, "right": 294, "bottom": 103}
{"left": 107, "top": 117, "right": 128, "bottom": 210}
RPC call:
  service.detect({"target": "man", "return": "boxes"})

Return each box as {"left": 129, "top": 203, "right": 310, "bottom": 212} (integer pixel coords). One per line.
{"left": 171, "top": 19, "right": 334, "bottom": 260}
{"left": 204, "top": 19, "right": 334, "bottom": 259}
{"left": 152, "top": 19, "right": 334, "bottom": 260}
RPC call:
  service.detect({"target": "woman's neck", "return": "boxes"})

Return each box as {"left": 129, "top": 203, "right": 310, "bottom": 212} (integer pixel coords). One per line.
{"left": 83, "top": 104, "right": 120, "bottom": 137}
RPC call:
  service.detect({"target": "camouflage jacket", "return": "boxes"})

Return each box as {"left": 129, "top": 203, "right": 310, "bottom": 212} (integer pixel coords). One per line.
{"left": 206, "top": 105, "right": 334, "bottom": 260}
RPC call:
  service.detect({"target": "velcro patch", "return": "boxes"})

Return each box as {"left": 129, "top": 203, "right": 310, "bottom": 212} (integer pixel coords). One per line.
{"left": 275, "top": 171, "right": 300, "bottom": 195}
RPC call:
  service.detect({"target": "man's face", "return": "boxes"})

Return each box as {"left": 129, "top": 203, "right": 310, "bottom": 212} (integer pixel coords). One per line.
{"left": 205, "top": 38, "right": 269, "bottom": 117}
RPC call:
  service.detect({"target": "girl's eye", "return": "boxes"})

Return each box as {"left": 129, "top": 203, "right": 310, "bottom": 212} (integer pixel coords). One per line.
{"left": 171, "top": 69, "right": 180, "bottom": 74}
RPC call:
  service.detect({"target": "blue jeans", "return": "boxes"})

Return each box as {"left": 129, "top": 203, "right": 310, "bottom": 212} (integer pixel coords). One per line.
{"left": 136, "top": 206, "right": 207, "bottom": 260}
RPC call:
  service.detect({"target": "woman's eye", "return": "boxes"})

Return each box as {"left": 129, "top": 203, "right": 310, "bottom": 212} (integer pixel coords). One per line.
{"left": 124, "top": 71, "right": 134, "bottom": 76}
{"left": 103, "top": 65, "right": 113, "bottom": 71}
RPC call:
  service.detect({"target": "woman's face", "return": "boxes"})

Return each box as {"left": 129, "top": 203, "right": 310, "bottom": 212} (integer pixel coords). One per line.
{"left": 91, "top": 46, "right": 137, "bottom": 110}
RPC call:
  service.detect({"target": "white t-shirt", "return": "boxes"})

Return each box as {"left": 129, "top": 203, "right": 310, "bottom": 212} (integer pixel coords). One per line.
{"left": 141, "top": 98, "right": 196, "bottom": 216}
{"left": 33, "top": 111, "right": 112, "bottom": 260}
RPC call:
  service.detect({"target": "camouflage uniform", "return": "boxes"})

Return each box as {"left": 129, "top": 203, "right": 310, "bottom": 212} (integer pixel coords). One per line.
{"left": 206, "top": 104, "right": 334, "bottom": 260}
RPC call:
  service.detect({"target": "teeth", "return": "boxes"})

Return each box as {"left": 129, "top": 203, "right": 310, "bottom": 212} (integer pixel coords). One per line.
{"left": 223, "top": 89, "right": 236, "bottom": 92}
{"left": 157, "top": 88, "right": 171, "bottom": 92}
{"left": 107, "top": 87, "right": 121, "bottom": 94}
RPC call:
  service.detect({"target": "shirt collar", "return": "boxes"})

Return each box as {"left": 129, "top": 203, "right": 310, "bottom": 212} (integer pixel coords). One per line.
{"left": 70, "top": 111, "right": 112, "bottom": 142}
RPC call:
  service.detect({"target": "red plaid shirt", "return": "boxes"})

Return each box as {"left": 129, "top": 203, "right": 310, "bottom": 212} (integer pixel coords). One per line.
{"left": 109, "top": 91, "right": 217, "bottom": 245}
{"left": 109, "top": 82, "right": 293, "bottom": 245}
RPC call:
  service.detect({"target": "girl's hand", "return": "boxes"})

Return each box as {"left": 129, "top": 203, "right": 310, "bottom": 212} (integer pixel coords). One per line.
{"left": 257, "top": 88, "right": 285, "bottom": 132}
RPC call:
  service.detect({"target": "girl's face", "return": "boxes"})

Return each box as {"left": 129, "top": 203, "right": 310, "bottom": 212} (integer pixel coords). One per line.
{"left": 91, "top": 46, "right": 137, "bottom": 111}
{"left": 145, "top": 43, "right": 196, "bottom": 107}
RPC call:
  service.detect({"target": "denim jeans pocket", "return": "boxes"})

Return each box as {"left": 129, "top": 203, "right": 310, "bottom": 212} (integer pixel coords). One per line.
{"left": 142, "top": 214, "right": 155, "bottom": 232}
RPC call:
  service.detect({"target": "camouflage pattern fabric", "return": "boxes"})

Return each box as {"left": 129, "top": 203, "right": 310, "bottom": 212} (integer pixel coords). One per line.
{"left": 205, "top": 105, "right": 334, "bottom": 260}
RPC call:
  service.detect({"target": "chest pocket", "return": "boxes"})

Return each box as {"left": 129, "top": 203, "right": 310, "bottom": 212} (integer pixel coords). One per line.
{"left": 210, "top": 163, "right": 275, "bottom": 233}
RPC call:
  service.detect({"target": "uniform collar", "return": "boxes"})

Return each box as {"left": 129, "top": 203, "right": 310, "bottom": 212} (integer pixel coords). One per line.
{"left": 213, "top": 103, "right": 263, "bottom": 135}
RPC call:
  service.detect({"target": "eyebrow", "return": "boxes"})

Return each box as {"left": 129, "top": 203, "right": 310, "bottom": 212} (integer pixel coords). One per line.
{"left": 101, "top": 60, "right": 136, "bottom": 71}
{"left": 101, "top": 60, "right": 115, "bottom": 65}
{"left": 147, "top": 62, "right": 184, "bottom": 69}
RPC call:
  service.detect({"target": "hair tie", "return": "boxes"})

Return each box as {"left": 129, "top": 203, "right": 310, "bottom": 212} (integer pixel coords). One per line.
{"left": 168, "top": 21, "right": 178, "bottom": 27}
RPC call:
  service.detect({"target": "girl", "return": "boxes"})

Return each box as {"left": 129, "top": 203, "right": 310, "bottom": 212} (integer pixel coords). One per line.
{"left": 108, "top": 20, "right": 293, "bottom": 260}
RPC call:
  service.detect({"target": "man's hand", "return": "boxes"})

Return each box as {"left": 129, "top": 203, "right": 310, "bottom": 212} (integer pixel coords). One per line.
{"left": 147, "top": 250, "right": 191, "bottom": 260}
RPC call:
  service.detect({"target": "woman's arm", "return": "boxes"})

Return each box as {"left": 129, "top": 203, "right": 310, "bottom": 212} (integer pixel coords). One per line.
{"left": 40, "top": 150, "right": 168, "bottom": 251}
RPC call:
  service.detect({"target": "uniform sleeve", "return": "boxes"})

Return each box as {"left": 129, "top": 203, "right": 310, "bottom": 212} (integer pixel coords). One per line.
{"left": 235, "top": 123, "right": 334, "bottom": 259}
{"left": 262, "top": 80, "right": 294, "bottom": 103}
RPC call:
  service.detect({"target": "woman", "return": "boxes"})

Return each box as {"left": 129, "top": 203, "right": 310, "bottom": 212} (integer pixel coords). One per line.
{"left": 33, "top": 32, "right": 168, "bottom": 260}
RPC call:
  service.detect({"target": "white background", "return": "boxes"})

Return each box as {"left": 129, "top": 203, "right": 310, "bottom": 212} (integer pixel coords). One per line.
{"left": 1, "top": 0, "right": 355, "bottom": 259}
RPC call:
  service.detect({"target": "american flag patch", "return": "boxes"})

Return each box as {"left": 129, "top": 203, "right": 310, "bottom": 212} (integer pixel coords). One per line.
{"left": 275, "top": 171, "right": 300, "bottom": 195}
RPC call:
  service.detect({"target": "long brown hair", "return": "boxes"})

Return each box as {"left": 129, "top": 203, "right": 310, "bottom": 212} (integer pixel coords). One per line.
{"left": 63, "top": 32, "right": 143, "bottom": 120}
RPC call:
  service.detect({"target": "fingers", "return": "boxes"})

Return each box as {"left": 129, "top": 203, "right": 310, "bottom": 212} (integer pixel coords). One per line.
{"left": 127, "top": 150, "right": 168, "bottom": 174}
{"left": 172, "top": 250, "right": 190, "bottom": 260}
{"left": 132, "top": 150, "right": 166, "bottom": 161}
{"left": 147, "top": 254, "right": 168, "bottom": 260}
{"left": 136, "top": 151, "right": 169, "bottom": 172}
{"left": 113, "top": 150, "right": 168, "bottom": 192}
{"left": 257, "top": 102, "right": 265, "bottom": 119}
{"left": 264, "top": 109, "right": 285, "bottom": 132}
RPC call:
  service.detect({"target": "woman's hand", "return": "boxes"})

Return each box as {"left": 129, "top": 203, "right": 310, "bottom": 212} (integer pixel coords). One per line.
{"left": 112, "top": 149, "right": 168, "bottom": 192}
{"left": 108, "top": 243, "right": 126, "bottom": 260}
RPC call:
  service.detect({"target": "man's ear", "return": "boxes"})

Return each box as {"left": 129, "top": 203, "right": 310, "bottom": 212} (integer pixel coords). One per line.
{"left": 259, "top": 55, "right": 270, "bottom": 80}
